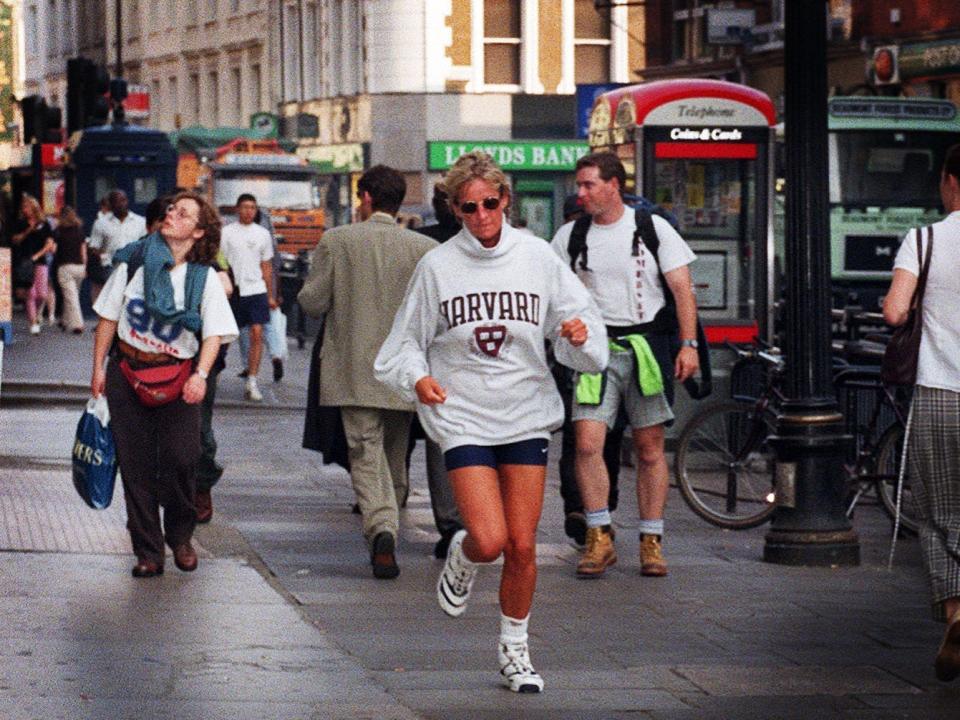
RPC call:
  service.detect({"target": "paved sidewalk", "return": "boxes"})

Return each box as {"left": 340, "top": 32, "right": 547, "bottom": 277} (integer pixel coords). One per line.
{"left": 2, "top": 307, "right": 960, "bottom": 718}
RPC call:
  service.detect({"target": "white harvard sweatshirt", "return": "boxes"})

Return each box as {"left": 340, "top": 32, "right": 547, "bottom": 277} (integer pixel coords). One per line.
{"left": 374, "top": 223, "right": 609, "bottom": 453}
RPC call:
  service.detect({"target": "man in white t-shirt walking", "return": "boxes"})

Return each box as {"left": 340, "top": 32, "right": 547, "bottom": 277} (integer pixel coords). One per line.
{"left": 552, "top": 152, "right": 699, "bottom": 579}
{"left": 88, "top": 190, "right": 147, "bottom": 301}
{"left": 220, "top": 193, "right": 274, "bottom": 402}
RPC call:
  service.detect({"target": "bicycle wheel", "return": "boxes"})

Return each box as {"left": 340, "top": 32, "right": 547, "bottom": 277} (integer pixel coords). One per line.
{"left": 674, "top": 400, "right": 777, "bottom": 529}
{"left": 874, "top": 422, "right": 920, "bottom": 535}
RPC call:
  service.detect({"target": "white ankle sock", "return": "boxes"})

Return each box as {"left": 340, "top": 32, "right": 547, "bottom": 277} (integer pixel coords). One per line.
{"left": 585, "top": 508, "right": 611, "bottom": 528}
{"left": 638, "top": 519, "right": 664, "bottom": 537}
{"left": 500, "top": 613, "right": 529, "bottom": 644}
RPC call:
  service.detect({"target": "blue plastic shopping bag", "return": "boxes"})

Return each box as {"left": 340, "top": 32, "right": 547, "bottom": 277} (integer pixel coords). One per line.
{"left": 71, "top": 397, "right": 119, "bottom": 509}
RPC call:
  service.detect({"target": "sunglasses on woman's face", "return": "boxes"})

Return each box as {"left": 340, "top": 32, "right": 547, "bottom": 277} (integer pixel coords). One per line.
{"left": 458, "top": 196, "right": 500, "bottom": 214}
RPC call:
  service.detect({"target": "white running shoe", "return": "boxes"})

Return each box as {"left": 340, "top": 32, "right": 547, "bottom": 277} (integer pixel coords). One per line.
{"left": 436, "top": 529, "right": 476, "bottom": 617}
{"left": 29, "top": 323, "right": 41, "bottom": 335}
{"left": 245, "top": 378, "right": 263, "bottom": 402}
{"left": 499, "top": 639, "right": 544, "bottom": 693}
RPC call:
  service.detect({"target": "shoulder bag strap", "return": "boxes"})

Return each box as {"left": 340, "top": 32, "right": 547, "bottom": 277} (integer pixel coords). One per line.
{"left": 912, "top": 225, "right": 933, "bottom": 311}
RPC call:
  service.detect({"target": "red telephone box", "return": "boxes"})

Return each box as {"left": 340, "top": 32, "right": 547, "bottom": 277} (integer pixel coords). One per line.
{"left": 589, "top": 79, "right": 777, "bottom": 343}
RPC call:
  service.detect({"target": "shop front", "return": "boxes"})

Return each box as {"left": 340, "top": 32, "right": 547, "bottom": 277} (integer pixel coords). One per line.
{"left": 427, "top": 139, "right": 590, "bottom": 239}
{"left": 296, "top": 142, "right": 369, "bottom": 228}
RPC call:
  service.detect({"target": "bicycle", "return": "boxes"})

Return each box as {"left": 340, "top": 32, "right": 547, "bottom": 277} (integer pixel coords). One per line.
{"left": 673, "top": 339, "right": 916, "bottom": 531}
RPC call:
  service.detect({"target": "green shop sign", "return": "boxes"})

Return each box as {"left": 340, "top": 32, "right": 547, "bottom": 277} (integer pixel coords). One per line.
{"left": 899, "top": 39, "right": 960, "bottom": 81}
{"left": 428, "top": 141, "right": 590, "bottom": 172}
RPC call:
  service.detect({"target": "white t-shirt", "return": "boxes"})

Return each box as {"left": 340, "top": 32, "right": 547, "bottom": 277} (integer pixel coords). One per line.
{"left": 551, "top": 209, "right": 696, "bottom": 326}
{"left": 220, "top": 221, "right": 273, "bottom": 297}
{"left": 89, "top": 212, "right": 148, "bottom": 266}
{"left": 893, "top": 211, "right": 960, "bottom": 392}
{"left": 94, "top": 263, "right": 239, "bottom": 359}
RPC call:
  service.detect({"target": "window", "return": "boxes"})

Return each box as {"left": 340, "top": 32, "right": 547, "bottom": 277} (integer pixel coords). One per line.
{"left": 574, "top": 0, "right": 611, "bottom": 84}
{"left": 206, "top": 0, "right": 217, "bottom": 22}
{"left": 302, "top": 2, "right": 320, "bottom": 99}
{"left": 672, "top": 0, "right": 715, "bottom": 62}
{"left": 189, "top": 73, "right": 200, "bottom": 124}
{"left": 46, "top": 0, "right": 58, "bottom": 59}
{"left": 282, "top": 2, "right": 301, "bottom": 100}
{"left": 185, "top": 0, "right": 198, "bottom": 23}
{"left": 250, "top": 64, "right": 262, "bottom": 111}
{"left": 168, "top": 76, "right": 179, "bottom": 127}
{"left": 231, "top": 67, "right": 242, "bottom": 124}
{"left": 26, "top": 4, "right": 38, "bottom": 55}
{"left": 230, "top": 0, "right": 241, "bottom": 13}
{"left": 208, "top": 70, "right": 219, "bottom": 124}
{"left": 483, "top": 0, "right": 521, "bottom": 86}
{"left": 152, "top": 79, "right": 162, "bottom": 122}
{"left": 127, "top": 0, "right": 141, "bottom": 38}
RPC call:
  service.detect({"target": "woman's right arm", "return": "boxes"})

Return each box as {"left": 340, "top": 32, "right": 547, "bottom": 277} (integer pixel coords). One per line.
{"left": 374, "top": 261, "right": 440, "bottom": 404}
{"left": 883, "top": 269, "right": 918, "bottom": 327}
{"left": 91, "top": 319, "right": 118, "bottom": 398}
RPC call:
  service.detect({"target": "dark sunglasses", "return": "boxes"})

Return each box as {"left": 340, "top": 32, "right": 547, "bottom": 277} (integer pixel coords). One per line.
{"left": 458, "top": 196, "right": 500, "bottom": 214}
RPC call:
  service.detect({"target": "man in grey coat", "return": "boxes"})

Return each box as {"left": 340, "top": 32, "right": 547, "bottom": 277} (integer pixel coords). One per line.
{"left": 298, "top": 165, "right": 436, "bottom": 579}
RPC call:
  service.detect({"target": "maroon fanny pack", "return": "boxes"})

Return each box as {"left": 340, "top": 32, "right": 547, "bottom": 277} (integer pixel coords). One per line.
{"left": 119, "top": 357, "right": 192, "bottom": 407}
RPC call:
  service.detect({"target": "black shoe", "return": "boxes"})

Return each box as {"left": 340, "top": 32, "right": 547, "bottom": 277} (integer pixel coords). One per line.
{"left": 272, "top": 357, "right": 284, "bottom": 382}
{"left": 351, "top": 502, "right": 361, "bottom": 515}
{"left": 564, "top": 512, "right": 587, "bottom": 546}
{"left": 371, "top": 532, "right": 399, "bottom": 579}
{"left": 237, "top": 368, "right": 249, "bottom": 379}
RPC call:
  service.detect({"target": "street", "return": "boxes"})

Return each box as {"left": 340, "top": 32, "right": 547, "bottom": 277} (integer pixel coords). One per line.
{"left": 1, "top": 315, "right": 958, "bottom": 719}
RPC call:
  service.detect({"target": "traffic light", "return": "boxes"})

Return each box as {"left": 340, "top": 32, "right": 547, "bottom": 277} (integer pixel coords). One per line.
{"left": 67, "top": 57, "right": 111, "bottom": 133}
{"left": 20, "top": 95, "right": 63, "bottom": 144}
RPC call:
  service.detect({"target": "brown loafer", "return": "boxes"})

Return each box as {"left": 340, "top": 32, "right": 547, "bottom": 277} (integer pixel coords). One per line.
{"left": 195, "top": 490, "right": 213, "bottom": 524}
{"left": 173, "top": 542, "right": 198, "bottom": 572}
{"left": 132, "top": 560, "right": 164, "bottom": 578}
{"left": 371, "top": 531, "right": 399, "bottom": 580}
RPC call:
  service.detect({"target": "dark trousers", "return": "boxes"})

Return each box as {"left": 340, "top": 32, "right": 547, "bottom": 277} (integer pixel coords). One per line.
{"left": 106, "top": 359, "right": 201, "bottom": 565}
{"left": 553, "top": 364, "right": 623, "bottom": 515}
{"left": 197, "top": 370, "right": 221, "bottom": 492}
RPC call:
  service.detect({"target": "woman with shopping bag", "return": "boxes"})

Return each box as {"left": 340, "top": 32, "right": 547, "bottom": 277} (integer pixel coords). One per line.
{"left": 89, "top": 191, "right": 238, "bottom": 578}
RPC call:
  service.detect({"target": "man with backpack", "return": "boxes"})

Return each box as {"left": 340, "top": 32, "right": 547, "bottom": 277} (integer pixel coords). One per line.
{"left": 551, "top": 152, "right": 700, "bottom": 579}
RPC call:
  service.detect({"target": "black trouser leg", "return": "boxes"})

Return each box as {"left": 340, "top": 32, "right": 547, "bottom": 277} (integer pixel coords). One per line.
{"left": 197, "top": 370, "right": 221, "bottom": 492}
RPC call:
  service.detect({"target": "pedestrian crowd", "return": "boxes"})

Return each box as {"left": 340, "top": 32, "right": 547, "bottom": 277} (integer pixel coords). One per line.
{"left": 7, "top": 143, "right": 958, "bottom": 694}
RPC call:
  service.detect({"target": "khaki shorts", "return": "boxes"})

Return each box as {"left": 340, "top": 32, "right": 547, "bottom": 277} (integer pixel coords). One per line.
{"left": 572, "top": 349, "right": 673, "bottom": 430}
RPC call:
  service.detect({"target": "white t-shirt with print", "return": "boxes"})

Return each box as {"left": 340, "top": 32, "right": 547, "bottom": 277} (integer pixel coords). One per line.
{"left": 551, "top": 209, "right": 696, "bottom": 326}
{"left": 94, "top": 263, "right": 239, "bottom": 359}
{"left": 893, "top": 210, "right": 960, "bottom": 392}
{"left": 220, "top": 221, "right": 273, "bottom": 297}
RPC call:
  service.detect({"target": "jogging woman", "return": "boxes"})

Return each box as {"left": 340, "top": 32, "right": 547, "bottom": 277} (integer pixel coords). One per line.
{"left": 375, "top": 151, "right": 607, "bottom": 692}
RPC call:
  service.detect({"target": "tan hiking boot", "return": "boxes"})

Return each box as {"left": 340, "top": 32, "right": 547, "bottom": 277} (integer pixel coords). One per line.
{"left": 640, "top": 534, "right": 668, "bottom": 577}
{"left": 576, "top": 527, "right": 616, "bottom": 578}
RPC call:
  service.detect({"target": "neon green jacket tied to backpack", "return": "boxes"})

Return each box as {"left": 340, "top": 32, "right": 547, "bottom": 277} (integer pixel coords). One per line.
{"left": 575, "top": 334, "right": 664, "bottom": 405}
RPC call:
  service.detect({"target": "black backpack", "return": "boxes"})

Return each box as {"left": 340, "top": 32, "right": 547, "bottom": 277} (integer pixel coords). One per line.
{"left": 567, "top": 206, "right": 712, "bottom": 400}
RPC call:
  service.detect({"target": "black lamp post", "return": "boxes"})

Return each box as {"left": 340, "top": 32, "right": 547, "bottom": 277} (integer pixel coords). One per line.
{"left": 763, "top": 0, "right": 860, "bottom": 566}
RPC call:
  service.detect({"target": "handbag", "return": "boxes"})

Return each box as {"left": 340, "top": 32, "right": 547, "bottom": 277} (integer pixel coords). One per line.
{"left": 14, "top": 256, "right": 35, "bottom": 286}
{"left": 881, "top": 226, "right": 933, "bottom": 386}
{"left": 119, "top": 357, "right": 193, "bottom": 407}
{"left": 72, "top": 396, "right": 119, "bottom": 509}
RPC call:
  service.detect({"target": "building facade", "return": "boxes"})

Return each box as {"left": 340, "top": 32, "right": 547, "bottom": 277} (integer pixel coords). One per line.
{"left": 278, "top": 0, "right": 646, "bottom": 234}
{"left": 105, "top": 0, "right": 278, "bottom": 131}
{"left": 22, "top": 0, "right": 106, "bottom": 111}
{"left": 639, "top": 0, "right": 960, "bottom": 112}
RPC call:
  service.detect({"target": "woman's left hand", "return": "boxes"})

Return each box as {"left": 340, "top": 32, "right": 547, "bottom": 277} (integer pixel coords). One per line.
{"left": 182, "top": 374, "right": 207, "bottom": 404}
{"left": 559, "top": 317, "right": 588, "bottom": 347}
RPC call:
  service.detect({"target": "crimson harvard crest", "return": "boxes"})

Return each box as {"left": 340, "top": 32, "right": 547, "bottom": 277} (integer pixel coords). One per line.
{"left": 474, "top": 325, "right": 507, "bottom": 357}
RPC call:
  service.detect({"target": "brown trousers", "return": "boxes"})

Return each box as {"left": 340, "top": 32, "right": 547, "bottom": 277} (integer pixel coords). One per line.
{"left": 105, "top": 358, "right": 200, "bottom": 565}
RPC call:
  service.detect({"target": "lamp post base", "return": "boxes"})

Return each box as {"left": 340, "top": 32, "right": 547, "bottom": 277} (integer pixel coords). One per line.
{"left": 763, "top": 528, "right": 860, "bottom": 566}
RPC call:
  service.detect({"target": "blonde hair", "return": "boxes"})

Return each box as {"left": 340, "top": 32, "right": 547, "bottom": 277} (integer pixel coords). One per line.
{"left": 20, "top": 194, "right": 42, "bottom": 222}
{"left": 441, "top": 151, "right": 510, "bottom": 210}
{"left": 58, "top": 205, "right": 82, "bottom": 229}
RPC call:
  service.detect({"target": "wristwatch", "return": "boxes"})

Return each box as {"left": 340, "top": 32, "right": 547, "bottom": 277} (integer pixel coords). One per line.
{"left": 681, "top": 339, "right": 699, "bottom": 349}
{"left": 195, "top": 368, "right": 209, "bottom": 380}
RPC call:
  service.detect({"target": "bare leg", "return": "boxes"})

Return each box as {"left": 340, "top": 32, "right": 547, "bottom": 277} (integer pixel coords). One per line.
{"left": 248, "top": 323, "right": 264, "bottom": 376}
{"left": 574, "top": 419, "right": 611, "bottom": 513}
{"left": 633, "top": 424, "right": 669, "bottom": 520}
{"left": 497, "top": 464, "right": 545, "bottom": 619}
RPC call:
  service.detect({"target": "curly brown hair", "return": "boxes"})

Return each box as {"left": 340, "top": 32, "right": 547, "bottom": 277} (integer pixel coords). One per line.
{"left": 440, "top": 151, "right": 510, "bottom": 210}
{"left": 172, "top": 190, "right": 222, "bottom": 265}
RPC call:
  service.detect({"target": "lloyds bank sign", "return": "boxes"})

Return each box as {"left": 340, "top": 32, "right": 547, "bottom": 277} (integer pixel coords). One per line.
{"left": 428, "top": 141, "right": 590, "bottom": 172}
